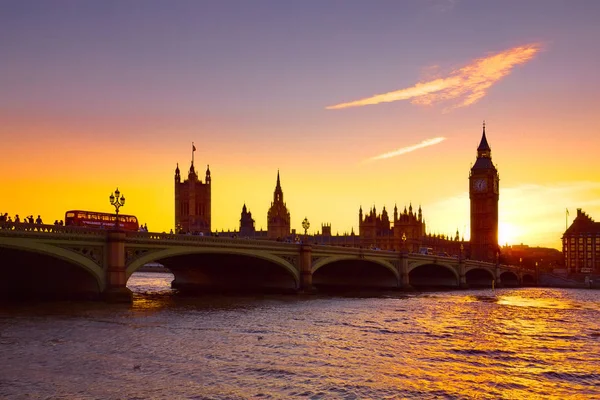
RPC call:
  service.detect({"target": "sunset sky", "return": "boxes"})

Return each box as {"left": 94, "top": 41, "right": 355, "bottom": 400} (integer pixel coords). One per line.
{"left": 2, "top": 0, "right": 600, "bottom": 249}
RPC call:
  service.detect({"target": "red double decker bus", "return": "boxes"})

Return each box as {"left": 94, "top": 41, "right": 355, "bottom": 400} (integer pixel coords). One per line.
{"left": 65, "top": 210, "right": 139, "bottom": 231}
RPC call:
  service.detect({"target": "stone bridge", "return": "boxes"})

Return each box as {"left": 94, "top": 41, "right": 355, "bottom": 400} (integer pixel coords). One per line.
{"left": 0, "top": 223, "right": 534, "bottom": 302}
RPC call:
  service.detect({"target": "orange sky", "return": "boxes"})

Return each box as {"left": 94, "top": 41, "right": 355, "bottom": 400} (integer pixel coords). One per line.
{"left": 2, "top": 2, "right": 600, "bottom": 250}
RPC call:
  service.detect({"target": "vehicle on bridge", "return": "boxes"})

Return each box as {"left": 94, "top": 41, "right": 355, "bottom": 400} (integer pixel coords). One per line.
{"left": 65, "top": 210, "right": 139, "bottom": 231}
{"left": 418, "top": 247, "right": 434, "bottom": 255}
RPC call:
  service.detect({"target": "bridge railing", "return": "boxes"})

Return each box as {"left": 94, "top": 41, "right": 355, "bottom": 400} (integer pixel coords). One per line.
{"left": 0, "top": 222, "right": 107, "bottom": 237}
{"left": 124, "top": 231, "right": 304, "bottom": 249}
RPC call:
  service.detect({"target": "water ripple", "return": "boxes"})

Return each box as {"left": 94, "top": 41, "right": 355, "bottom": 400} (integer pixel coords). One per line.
{"left": 1, "top": 275, "right": 600, "bottom": 399}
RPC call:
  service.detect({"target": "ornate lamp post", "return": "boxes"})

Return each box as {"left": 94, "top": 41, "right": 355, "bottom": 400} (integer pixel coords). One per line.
{"left": 460, "top": 243, "right": 464, "bottom": 261}
{"left": 402, "top": 232, "right": 407, "bottom": 253}
{"left": 519, "top": 257, "right": 523, "bottom": 270}
{"left": 302, "top": 217, "right": 310, "bottom": 238}
{"left": 109, "top": 188, "right": 125, "bottom": 229}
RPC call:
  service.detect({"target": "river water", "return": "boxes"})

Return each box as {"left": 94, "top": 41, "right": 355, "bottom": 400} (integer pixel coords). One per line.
{"left": 1, "top": 272, "right": 600, "bottom": 399}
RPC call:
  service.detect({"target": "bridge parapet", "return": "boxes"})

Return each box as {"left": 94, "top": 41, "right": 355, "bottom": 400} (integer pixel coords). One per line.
{"left": 0, "top": 222, "right": 106, "bottom": 238}
{"left": 464, "top": 259, "right": 520, "bottom": 271}
{"left": 311, "top": 245, "right": 398, "bottom": 259}
{"left": 125, "top": 231, "right": 303, "bottom": 251}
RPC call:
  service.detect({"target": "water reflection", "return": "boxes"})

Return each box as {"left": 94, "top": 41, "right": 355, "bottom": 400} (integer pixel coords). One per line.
{"left": 497, "top": 289, "right": 575, "bottom": 309}
{"left": 1, "top": 273, "right": 599, "bottom": 399}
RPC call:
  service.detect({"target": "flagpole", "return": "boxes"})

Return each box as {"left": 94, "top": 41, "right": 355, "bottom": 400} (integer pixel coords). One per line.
{"left": 192, "top": 142, "right": 195, "bottom": 165}
{"left": 566, "top": 208, "right": 568, "bottom": 231}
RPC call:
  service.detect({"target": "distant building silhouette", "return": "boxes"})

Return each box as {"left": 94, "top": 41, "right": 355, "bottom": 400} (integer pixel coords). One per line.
{"left": 321, "top": 223, "right": 331, "bottom": 237}
{"left": 469, "top": 122, "right": 499, "bottom": 262}
{"left": 501, "top": 243, "right": 563, "bottom": 272}
{"left": 359, "top": 204, "right": 426, "bottom": 251}
{"left": 563, "top": 209, "right": 600, "bottom": 274}
{"left": 239, "top": 203, "right": 256, "bottom": 237}
{"left": 174, "top": 154, "right": 211, "bottom": 235}
{"left": 358, "top": 203, "right": 462, "bottom": 254}
{"left": 267, "top": 171, "right": 291, "bottom": 239}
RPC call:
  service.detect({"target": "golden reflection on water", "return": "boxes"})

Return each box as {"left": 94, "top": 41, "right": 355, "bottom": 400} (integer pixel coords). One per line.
{"left": 7, "top": 275, "right": 582, "bottom": 399}
{"left": 128, "top": 272, "right": 175, "bottom": 312}
{"left": 497, "top": 292, "right": 574, "bottom": 309}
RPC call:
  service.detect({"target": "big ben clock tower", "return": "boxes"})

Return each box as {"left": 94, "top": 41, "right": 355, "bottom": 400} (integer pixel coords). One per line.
{"left": 469, "top": 122, "right": 499, "bottom": 262}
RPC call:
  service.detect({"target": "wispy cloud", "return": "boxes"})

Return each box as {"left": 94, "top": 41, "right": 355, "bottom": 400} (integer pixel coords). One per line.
{"left": 365, "top": 137, "right": 446, "bottom": 162}
{"left": 327, "top": 43, "right": 542, "bottom": 111}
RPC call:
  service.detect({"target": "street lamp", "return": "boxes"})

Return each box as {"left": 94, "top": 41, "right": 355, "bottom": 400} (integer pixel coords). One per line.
{"left": 519, "top": 257, "right": 523, "bottom": 270}
{"left": 402, "top": 232, "right": 407, "bottom": 253}
{"left": 302, "top": 217, "right": 310, "bottom": 236}
{"left": 109, "top": 187, "right": 125, "bottom": 229}
{"left": 460, "top": 243, "right": 464, "bottom": 261}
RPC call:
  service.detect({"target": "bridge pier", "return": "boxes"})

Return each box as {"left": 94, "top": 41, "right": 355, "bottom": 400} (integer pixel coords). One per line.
{"left": 459, "top": 260, "right": 468, "bottom": 289}
{"left": 399, "top": 253, "right": 412, "bottom": 290}
{"left": 495, "top": 267, "right": 504, "bottom": 288}
{"left": 299, "top": 244, "right": 314, "bottom": 292}
{"left": 104, "top": 230, "right": 133, "bottom": 303}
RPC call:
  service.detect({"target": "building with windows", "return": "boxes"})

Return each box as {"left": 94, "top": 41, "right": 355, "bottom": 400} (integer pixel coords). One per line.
{"left": 469, "top": 122, "right": 500, "bottom": 262}
{"left": 174, "top": 157, "right": 211, "bottom": 235}
{"left": 563, "top": 209, "right": 600, "bottom": 274}
{"left": 359, "top": 203, "right": 425, "bottom": 251}
{"left": 357, "top": 203, "right": 463, "bottom": 254}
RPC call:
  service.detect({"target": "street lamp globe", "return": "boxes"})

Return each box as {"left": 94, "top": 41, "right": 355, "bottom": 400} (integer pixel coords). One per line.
{"left": 109, "top": 187, "right": 126, "bottom": 229}
{"left": 302, "top": 217, "right": 310, "bottom": 236}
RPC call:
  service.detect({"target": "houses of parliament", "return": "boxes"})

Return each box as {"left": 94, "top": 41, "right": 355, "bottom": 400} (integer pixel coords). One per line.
{"left": 174, "top": 124, "right": 500, "bottom": 262}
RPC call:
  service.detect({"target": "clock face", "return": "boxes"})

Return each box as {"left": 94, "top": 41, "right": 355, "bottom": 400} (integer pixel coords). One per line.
{"left": 473, "top": 178, "right": 487, "bottom": 192}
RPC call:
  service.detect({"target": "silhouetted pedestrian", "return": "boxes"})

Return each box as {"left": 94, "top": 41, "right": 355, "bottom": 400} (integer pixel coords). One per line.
{"left": 14, "top": 215, "right": 20, "bottom": 223}
{"left": 35, "top": 215, "right": 42, "bottom": 224}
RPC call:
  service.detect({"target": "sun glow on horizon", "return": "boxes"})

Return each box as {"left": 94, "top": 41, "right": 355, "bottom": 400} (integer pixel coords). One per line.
{"left": 499, "top": 221, "right": 522, "bottom": 247}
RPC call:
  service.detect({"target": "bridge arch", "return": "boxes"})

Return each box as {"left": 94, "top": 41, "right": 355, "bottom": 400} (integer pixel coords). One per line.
{"left": 408, "top": 261, "right": 459, "bottom": 288}
{"left": 500, "top": 271, "right": 520, "bottom": 287}
{"left": 311, "top": 256, "right": 399, "bottom": 290}
{"left": 464, "top": 266, "right": 495, "bottom": 287}
{"left": 126, "top": 246, "right": 300, "bottom": 290}
{"left": 521, "top": 273, "right": 536, "bottom": 286}
{"left": 312, "top": 256, "right": 397, "bottom": 277}
{"left": 0, "top": 238, "right": 105, "bottom": 298}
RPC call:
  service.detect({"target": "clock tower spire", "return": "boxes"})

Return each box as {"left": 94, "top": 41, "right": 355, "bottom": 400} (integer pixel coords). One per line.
{"left": 469, "top": 121, "right": 499, "bottom": 262}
